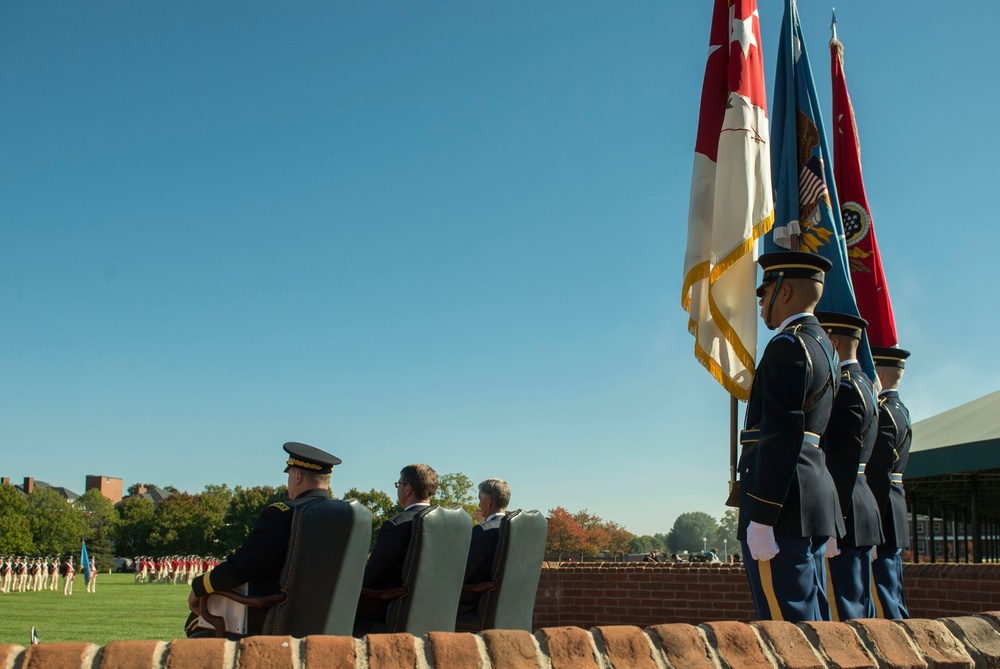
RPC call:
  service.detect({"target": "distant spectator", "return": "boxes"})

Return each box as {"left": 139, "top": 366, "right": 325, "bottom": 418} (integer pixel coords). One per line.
{"left": 706, "top": 547, "right": 721, "bottom": 563}
{"left": 643, "top": 551, "right": 660, "bottom": 563}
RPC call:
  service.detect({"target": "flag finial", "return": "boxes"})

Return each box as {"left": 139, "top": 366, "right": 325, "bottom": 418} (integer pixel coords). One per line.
{"left": 831, "top": 8, "right": 838, "bottom": 41}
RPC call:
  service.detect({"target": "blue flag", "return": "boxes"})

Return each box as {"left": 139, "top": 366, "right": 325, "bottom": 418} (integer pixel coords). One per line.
{"left": 766, "top": 0, "right": 875, "bottom": 381}
{"left": 81, "top": 541, "right": 91, "bottom": 585}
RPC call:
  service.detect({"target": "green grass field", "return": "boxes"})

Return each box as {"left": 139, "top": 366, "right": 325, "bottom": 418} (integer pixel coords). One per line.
{"left": 0, "top": 573, "right": 192, "bottom": 646}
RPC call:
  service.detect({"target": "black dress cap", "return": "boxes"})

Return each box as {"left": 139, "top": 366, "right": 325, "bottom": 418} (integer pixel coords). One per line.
{"left": 870, "top": 346, "right": 911, "bottom": 369}
{"left": 283, "top": 442, "right": 342, "bottom": 474}
{"left": 756, "top": 252, "right": 833, "bottom": 297}
{"left": 815, "top": 311, "right": 868, "bottom": 339}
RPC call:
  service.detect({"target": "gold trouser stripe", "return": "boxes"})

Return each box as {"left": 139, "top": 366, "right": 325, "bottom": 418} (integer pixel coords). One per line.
{"left": 759, "top": 559, "right": 784, "bottom": 622}
{"left": 872, "top": 567, "right": 884, "bottom": 618}
{"left": 825, "top": 556, "right": 840, "bottom": 622}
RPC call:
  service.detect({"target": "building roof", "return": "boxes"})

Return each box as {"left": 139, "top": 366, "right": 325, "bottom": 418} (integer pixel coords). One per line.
{"left": 14, "top": 480, "right": 81, "bottom": 501}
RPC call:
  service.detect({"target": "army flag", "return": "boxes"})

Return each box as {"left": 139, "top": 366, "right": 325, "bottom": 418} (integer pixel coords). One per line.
{"left": 682, "top": 0, "right": 773, "bottom": 400}
{"left": 81, "top": 541, "right": 91, "bottom": 585}
{"left": 830, "top": 20, "right": 899, "bottom": 348}
{"left": 766, "top": 0, "right": 875, "bottom": 379}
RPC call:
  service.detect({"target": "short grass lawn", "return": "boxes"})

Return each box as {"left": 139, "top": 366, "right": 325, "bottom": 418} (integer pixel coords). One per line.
{"left": 0, "top": 573, "right": 191, "bottom": 646}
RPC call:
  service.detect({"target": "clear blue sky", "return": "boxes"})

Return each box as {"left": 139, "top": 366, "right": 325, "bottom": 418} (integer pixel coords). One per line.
{"left": 2, "top": 1, "right": 996, "bottom": 536}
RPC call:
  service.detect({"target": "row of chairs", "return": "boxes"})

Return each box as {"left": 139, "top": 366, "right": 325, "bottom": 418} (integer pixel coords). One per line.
{"left": 199, "top": 499, "right": 547, "bottom": 638}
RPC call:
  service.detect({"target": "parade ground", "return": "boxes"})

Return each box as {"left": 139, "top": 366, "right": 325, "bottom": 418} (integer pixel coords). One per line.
{"left": 0, "top": 574, "right": 188, "bottom": 646}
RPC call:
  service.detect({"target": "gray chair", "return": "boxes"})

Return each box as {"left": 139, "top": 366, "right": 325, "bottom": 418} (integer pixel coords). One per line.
{"left": 456, "top": 509, "right": 547, "bottom": 632}
{"left": 360, "top": 505, "right": 472, "bottom": 635}
{"left": 201, "top": 497, "right": 372, "bottom": 637}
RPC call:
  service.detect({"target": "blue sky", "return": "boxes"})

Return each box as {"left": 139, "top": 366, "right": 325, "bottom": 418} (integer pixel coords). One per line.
{"left": 2, "top": 1, "right": 996, "bottom": 536}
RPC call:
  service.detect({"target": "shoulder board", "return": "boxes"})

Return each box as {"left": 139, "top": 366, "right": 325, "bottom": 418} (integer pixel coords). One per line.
{"left": 269, "top": 502, "right": 291, "bottom": 512}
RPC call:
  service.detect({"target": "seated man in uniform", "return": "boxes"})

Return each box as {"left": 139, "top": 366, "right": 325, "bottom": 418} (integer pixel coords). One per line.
{"left": 458, "top": 478, "right": 510, "bottom": 615}
{"left": 185, "top": 441, "right": 342, "bottom": 637}
{"left": 353, "top": 463, "right": 438, "bottom": 637}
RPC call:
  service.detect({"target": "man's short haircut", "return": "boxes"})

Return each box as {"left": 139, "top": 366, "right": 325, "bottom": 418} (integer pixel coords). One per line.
{"left": 400, "top": 464, "right": 438, "bottom": 500}
{"left": 478, "top": 478, "right": 511, "bottom": 510}
{"left": 301, "top": 470, "right": 331, "bottom": 488}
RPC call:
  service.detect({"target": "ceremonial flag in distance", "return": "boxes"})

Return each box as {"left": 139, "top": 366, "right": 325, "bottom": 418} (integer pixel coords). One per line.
{"left": 682, "top": 0, "right": 773, "bottom": 400}
{"left": 766, "top": 0, "right": 875, "bottom": 380}
{"left": 81, "top": 540, "right": 91, "bottom": 585}
{"left": 830, "top": 14, "right": 899, "bottom": 348}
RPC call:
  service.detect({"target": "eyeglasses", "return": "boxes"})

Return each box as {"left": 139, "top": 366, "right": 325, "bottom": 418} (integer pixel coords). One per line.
{"left": 394, "top": 480, "right": 407, "bottom": 489}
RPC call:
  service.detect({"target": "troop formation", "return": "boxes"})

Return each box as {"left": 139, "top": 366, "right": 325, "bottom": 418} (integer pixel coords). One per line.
{"left": 0, "top": 554, "right": 96, "bottom": 595}
{"left": 184, "top": 442, "right": 511, "bottom": 638}
{"left": 737, "top": 252, "right": 912, "bottom": 623}
{"left": 133, "top": 556, "right": 219, "bottom": 585}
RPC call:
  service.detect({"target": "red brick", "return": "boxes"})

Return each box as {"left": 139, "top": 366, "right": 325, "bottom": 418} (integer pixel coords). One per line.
{"left": 647, "top": 623, "right": 715, "bottom": 669}
{"left": 165, "top": 638, "right": 232, "bottom": 669}
{"left": 897, "top": 619, "right": 973, "bottom": 669}
{"left": 537, "top": 627, "right": 598, "bottom": 669}
{"left": 23, "top": 642, "right": 98, "bottom": 669}
{"left": 426, "top": 632, "right": 481, "bottom": 669}
{"left": 594, "top": 626, "right": 656, "bottom": 669}
{"left": 0, "top": 645, "right": 24, "bottom": 669}
{"left": 848, "top": 619, "right": 927, "bottom": 669}
{"left": 237, "top": 636, "right": 294, "bottom": 669}
{"left": 799, "top": 621, "right": 875, "bottom": 669}
{"left": 302, "top": 636, "right": 356, "bottom": 669}
{"left": 701, "top": 621, "right": 770, "bottom": 669}
{"left": 941, "top": 616, "right": 1000, "bottom": 668}
{"left": 99, "top": 640, "right": 162, "bottom": 669}
{"left": 367, "top": 634, "right": 418, "bottom": 669}
{"left": 752, "top": 621, "right": 824, "bottom": 669}
{"left": 481, "top": 630, "right": 539, "bottom": 669}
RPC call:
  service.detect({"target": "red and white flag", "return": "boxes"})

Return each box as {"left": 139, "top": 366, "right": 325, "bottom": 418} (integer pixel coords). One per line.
{"left": 682, "top": 0, "right": 773, "bottom": 400}
{"left": 830, "top": 27, "right": 898, "bottom": 347}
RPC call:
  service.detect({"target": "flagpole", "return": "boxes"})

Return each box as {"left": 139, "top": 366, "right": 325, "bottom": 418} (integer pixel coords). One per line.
{"left": 730, "top": 395, "right": 738, "bottom": 492}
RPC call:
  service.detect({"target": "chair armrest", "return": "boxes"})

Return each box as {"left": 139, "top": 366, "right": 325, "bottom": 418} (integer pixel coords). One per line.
{"left": 359, "top": 586, "right": 408, "bottom": 601}
{"left": 198, "top": 591, "right": 288, "bottom": 638}
{"left": 461, "top": 580, "right": 498, "bottom": 594}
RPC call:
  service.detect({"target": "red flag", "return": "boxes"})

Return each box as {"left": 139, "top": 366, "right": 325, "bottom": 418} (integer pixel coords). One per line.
{"left": 830, "top": 30, "right": 898, "bottom": 347}
{"left": 682, "top": 0, "right": 773, "bottom": 400}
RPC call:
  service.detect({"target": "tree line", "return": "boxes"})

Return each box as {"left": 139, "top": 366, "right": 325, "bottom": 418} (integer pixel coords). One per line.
{"left": 0, "top": 475, "right": 739, "bottom": 566}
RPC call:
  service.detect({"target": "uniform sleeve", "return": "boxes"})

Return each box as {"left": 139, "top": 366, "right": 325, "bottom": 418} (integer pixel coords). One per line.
{"left": 191, "top": 504, "right": 290, "bottom": 597}
{"left": 866, "top": 406, "right": 897, "bottom": 515}
{"left": 743, "top": 334, "right": 809, "bottom": 526}
{"left": 821, "top": 377, "right": 866, "bottom": 518}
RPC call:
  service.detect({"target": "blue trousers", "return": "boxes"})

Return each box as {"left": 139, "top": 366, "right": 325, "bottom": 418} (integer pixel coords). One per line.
{"left": 742, "top": 536, "right": 830, "bottom": 622}
{"left": 872, "top": 547, "right": 908, "bottom": 619}
{"left": 826, "top": 546, "right": 875, "bottom": 620}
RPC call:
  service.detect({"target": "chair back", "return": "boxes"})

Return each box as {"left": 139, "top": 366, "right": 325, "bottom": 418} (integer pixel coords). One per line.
{"left": 478, "top": 509, "right": 547, "bottom": 630}
{"left": 385, "top": 505, "right": 472, "bottom": 635}
{"left": 263, "top": 497, "right": 372, "bottom": 637}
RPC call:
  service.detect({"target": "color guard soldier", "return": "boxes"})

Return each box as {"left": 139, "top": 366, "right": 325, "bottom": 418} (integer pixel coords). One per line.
{"left": 816, "top": 312, "right": 884, "bottom": 620}
{"left": 867, "top": 346, "right": 912, "bottom": 619}
{"left": 738, "top": 252, "right": 845, "bottom": 622}
{"left": 186, "top": 441, "right": 341, "bottom": 637}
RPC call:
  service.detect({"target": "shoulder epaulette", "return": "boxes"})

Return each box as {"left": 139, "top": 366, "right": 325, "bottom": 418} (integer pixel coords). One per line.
{"left": 269, "top": 502, "right": 291, "bottom": 512}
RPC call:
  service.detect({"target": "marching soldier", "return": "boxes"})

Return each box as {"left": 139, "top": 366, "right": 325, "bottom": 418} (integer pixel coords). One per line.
{"left": 816, "top": 312, "right": 884, "bottom": 620}
{"left": 867, "top": 346, "right": 912, "bottom": 619}
{"left": 738, "top": 252, "right": 844, "bottom": 622}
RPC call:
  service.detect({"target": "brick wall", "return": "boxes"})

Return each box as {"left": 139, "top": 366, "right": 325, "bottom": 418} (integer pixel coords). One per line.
{"left": 533, "top": 562, "right": 1000, "bottom": 628}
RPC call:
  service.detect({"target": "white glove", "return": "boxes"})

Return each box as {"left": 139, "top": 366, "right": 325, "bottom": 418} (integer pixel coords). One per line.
{"left": 870, "top": 547, "right": 878, "bottom": 561}
{"left": 824, "top": 538, "right": 840, "bottom": 558}
{"left": 747, "top": 521, "right": 779, "bottom": 561}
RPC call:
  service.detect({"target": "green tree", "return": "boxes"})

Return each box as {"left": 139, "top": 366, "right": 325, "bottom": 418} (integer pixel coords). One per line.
{"left": 114, "top": 495, "right": 156, "bottom": 557}
{"left": 345, "top": 488, "right": 401, "bottom": 550}
{"left": 546, "top": 507, "right": 586, "bottom": 561}
{"left": 217, "top": 485, "right": 283, "bottom": 554}
{"left": 433, "top": 472, "right": 478, "bottom": 518}
{"left": 28, "top": 487, "right": 86, "bottom": 556}
{"left": 630, "top": 535, "right": 654, "bottom": 554}
{"left": 77, "top": 489, "right": 119, "bottom": 570}
{"left": 150, "top": 491, "right": 226, "bottom": 555}
{"left": 653, "top": 533, "right": 669, "bottom": 553}
{"left": 714, "top": 508, "right": 739, "bottom": 560}
{"left": 0, "top": 484, "right": 34, "bottom": 554}
{"left": 665, "top": 511, "right": 718, "bottom": 555}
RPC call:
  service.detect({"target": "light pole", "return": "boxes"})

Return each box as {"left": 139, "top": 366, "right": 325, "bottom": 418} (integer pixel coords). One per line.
{"left": 703, "top": 536, "right": 707, "bottom": 554}
{"left": 724, "top": 539, "right": 728, "bottom": 561}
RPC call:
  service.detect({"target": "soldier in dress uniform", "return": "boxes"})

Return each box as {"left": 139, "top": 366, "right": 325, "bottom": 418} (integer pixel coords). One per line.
{"left": 738, "top": 252, "right": 845, "bottom": 622}
{"left": 185, "top": 441, "right": 342, "bottom": 637}
{"left": 815, "top": 312, "right": 884, "bottom": 620}
{"left": 867, "top": 346, "right": 912, "bottom": 619}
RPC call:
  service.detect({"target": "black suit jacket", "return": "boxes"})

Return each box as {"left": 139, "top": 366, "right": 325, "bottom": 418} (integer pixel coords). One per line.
{"left": 362, "top": 505, "right": 426, "bottom": 590}
{"left": 459, "top": 519, "right": 502, "bottom": 609}
{"left": 867, "top": 390, "right": 911, "bottom": 549}
{"left": 820, "top": 362, "right": 884, "bottom": 547}
{"left": 738, "top": 315, "right": 845, "bottom": 540}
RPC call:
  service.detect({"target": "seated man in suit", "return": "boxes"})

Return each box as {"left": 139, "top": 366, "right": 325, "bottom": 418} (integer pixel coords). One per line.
{"left": 458, "top": 479, "right": 510, "bottom": 615}
{"left": 185, "top": 441, "right": 341, "bottom": 637}
{"left": 353, "top": 463, "right": 438, "bottom": 637}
